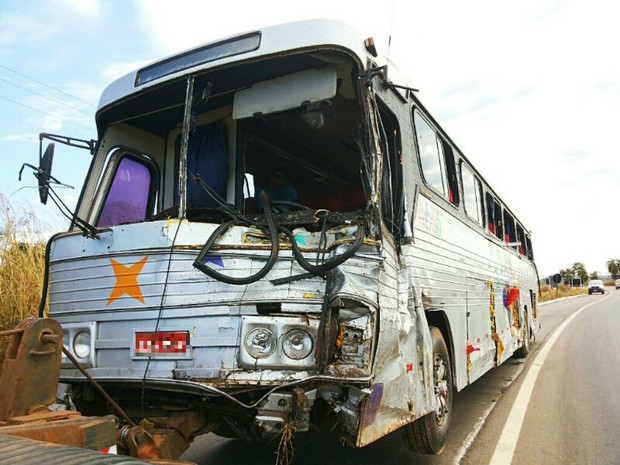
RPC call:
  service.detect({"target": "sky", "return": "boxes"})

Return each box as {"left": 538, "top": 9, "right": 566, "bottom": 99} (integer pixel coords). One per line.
{"left": 1, "top": 0, "right": 619, "bottom": 276}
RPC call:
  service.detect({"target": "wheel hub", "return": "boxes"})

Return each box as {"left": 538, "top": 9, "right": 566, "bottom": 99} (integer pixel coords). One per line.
{"left": 433, "top": 354, "right": 449, "bottom": 425}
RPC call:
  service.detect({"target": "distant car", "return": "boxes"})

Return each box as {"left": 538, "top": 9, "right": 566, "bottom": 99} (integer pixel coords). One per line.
{"left": 588, "top": 279, "right": 605, "bottom": 294}
{"left": 616, "top": 279, "right": 620, "bottom": 290}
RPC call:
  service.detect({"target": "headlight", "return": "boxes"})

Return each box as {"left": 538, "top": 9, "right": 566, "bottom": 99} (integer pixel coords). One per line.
{"left": 73, "top": 331, "right": 91, "bottom": 359}
{"left": 282, "top": 329, "right": 313, "bottom": 360}
{"left": 245, "top": 327, "right": 276, "bottom": 359}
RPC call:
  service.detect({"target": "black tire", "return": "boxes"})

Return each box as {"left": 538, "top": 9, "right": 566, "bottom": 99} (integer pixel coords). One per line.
{"left": 403, "top": 327, "right": 453, "bottom": 454}
{"left": 514, "top": 311, "right": 530, "bottom": 358}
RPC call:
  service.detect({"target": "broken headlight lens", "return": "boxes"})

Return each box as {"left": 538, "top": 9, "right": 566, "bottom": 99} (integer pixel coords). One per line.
{"left": 245, "top": 327, "right": 276, "bottom": 359}
{"left": 73, "top": 331, "right": 91, "bottom": 359}
{"left": 282, "top": 329, "right": 313, "bottom": 360}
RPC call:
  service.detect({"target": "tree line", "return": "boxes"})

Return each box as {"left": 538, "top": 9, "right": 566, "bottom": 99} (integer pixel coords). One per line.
{"left": 557, "top": 258, "right": 620, "bottom": 284}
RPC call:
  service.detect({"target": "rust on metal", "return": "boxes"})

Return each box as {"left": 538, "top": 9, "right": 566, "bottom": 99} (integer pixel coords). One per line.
{"left": 0, "top": 318, "right": 118, "bottom": 451}
{"left": 6, "top": 410, "right": 81, "bottom": 424}
{"left": 0, "top": 328, "right": 26, "bottom": 337}
{"left": 118, "top": 425, "right": 192, "bottom": 461}
{"left": 117, "top": 411, "right": 208, "bottom": 460}
{"left": 0, "top": 415, "right": 116, "bottom": 451}
{"left": 0, "top": 318, "right": 63, "bottom": 421}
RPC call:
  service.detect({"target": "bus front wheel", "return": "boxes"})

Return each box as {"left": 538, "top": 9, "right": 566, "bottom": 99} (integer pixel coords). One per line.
{"left": 403, "top": 326, "right": 453, "bottom": 454}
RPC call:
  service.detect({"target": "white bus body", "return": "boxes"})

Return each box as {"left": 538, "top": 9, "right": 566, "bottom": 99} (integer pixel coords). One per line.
{"left": 43, "top": 19, "right": 539, "bottom": 456}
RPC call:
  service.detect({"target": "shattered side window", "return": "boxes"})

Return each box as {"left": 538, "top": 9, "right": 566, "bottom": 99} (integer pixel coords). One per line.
{"left": 97, "top": 156, "right": 155, "bottom": 227}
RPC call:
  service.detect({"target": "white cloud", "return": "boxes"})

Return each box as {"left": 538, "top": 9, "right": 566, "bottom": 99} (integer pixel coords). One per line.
{"left": 0, "top": 13, "right": 58, "bottom": 49}
{"left": 56, "top": 0, "right": 102, "bottom": 17}
{"left": 42, "top": 114, "right": 65, "bottom": 132}
{"left": 4, "top": 133, "right": 38, "bottom": 142}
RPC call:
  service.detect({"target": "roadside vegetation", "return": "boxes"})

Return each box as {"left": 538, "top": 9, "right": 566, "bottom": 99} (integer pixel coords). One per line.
{"left": 607, "top": 258, "right": 620, "bottom": 280}
{"left": 539, "top": 284, "right": 588, "bottom": 302}
{"left": 542, "top": 257, "right": 620, "bottom": 303}
{"left": 0, "top": 193, "right": 47, "bottom": 367}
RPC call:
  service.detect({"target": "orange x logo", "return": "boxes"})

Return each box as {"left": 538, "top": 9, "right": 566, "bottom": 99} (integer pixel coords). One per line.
{"left": 106, "top": 256, "right": 149, "bottom": 306}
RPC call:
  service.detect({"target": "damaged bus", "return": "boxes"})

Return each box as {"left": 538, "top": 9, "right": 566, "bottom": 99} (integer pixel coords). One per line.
{"left": 28, "top": 19, "right": 540, "bottom": 457}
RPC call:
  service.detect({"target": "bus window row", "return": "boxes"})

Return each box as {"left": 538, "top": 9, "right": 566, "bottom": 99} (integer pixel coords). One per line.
{"left": 412, "top": 107, "right": 534, "bottom": 261}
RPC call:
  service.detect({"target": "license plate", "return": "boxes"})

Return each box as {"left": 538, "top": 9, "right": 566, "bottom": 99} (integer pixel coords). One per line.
{"left": 134, "top": 331, "right": 189, "bottom": 357}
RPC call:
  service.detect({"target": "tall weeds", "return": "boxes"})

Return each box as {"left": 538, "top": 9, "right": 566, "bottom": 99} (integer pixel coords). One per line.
{"left": 0, "top": 193, "right": 47, "bottom": 366}
{"left": 539, "top": 283, "right": 587, "bottom": 302}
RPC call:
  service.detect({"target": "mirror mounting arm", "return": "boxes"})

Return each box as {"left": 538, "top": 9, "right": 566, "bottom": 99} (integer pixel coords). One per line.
{"left": 364, "top": 65, "right": 419, "bottom": 97}
{"left": 39, "top": 133, "right": 97, "bottom": 156}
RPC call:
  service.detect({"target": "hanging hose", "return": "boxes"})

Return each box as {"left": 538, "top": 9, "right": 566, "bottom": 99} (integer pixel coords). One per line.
{"left": 193, "top": 191, "right": 280, "bottom": 285}
{"left": 192, "top": 181, "right": 367, "bottom": 285}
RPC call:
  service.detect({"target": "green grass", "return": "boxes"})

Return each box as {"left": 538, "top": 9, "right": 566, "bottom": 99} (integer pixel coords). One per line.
{"left": 0, "top": 194, "right": 47, "bottom": 368}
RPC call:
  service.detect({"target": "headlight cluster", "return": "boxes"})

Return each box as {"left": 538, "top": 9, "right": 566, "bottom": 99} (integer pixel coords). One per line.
{"left": 239, "top": 316, "right": 319, "bottom": 369}
{"left": 244, "top": 327, "right": 313, "bottom": 360}
{"left": 61, "top": 323, "right": 96, "bottom": 367}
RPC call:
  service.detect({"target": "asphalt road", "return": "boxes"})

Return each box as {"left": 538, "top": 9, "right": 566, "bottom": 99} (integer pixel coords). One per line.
{"left": 463, "top": 288, "right": 619, "bottom": 465}
{"left": 181, "top": 289, "right": 619, "bottom": 465}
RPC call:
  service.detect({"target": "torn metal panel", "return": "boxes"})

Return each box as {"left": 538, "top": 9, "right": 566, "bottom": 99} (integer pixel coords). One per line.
{"left": 356, "top": 228, "right": 427, "bottom": 447}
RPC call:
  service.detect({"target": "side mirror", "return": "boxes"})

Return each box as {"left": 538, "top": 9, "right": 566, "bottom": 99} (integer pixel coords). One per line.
{"left": 38, "top": 143, "right": 55, "bottom": 204}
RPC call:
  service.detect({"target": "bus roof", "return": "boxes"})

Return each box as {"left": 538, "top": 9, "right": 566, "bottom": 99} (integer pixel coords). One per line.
{"left": 97, "top": 19, "right": 372, "bottom": 113}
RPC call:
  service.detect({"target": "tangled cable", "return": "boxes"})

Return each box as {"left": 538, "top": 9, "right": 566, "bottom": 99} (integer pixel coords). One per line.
{"left": 192, "top": 190, "right": 365, "bottom": 285}
{"left": 193, "top": 191, "right": 280, "bottom": 285}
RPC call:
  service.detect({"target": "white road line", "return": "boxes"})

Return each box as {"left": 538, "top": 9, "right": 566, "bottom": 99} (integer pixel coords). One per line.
{"left": 489, "top": 293, "right": 612, "bottom": 465}
{"left": 454, "top": 362, "right": 525, "bottom": 465}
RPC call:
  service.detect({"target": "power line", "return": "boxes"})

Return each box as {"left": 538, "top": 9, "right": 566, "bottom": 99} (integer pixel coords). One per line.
{"left": 0, "top": 64, "right": 96, "bottom": 108}
{"left": 0, "top": 77, "right": 93, "bottom": 117}
{"left": 0, "top": 95, "right": 93, "bottom": 131}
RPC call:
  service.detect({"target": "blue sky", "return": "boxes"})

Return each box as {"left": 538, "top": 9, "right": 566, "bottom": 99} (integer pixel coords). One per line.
{"left": 1, "top": 0, "right": 619, "bottom": 276}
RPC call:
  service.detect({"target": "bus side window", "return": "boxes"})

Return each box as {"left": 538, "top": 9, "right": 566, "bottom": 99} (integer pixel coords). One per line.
{"left": 493, "top": 198, "right": 503, "bottom": 239}
{"left": 526, "top": 234, "right": 534, "bottom": 260}
{"left": 516, "top": 223, "right": 526, "bottom": 255}
{"left": 503, "top": 210, "right": 516, "bottom": 248}
{"left": 413, "top": 110, "right": 446, "bottom": 197}
{"left": 486, "top": 192, "right": 503, "bottom": 239}
{"left": 486, "top": 192, "right": 495, "bottom": 234}
{"left": 440, "top": 139, "right": 459, "bottom": 206}
{"left": 461, "top": 162, "right": 483, "bottom": 226}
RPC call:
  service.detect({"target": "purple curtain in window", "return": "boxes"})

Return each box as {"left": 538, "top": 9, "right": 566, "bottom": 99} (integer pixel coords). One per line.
{"left": 98, "top": 157, "right": 151, "bottom": 227}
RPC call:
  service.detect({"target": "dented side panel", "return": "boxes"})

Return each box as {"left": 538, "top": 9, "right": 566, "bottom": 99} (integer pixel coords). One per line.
{"left": 409, "top": 194, "right": 539, "bottom": 391}
{"left": 357, "top": 229, "right": 433, "bottom": 446}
